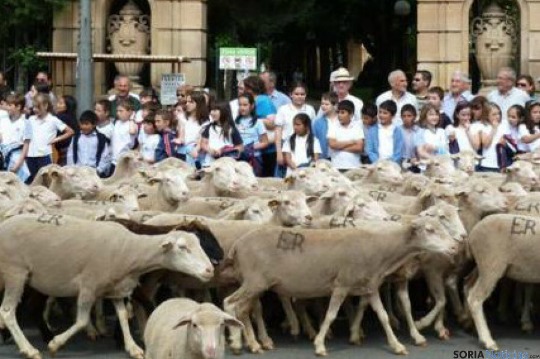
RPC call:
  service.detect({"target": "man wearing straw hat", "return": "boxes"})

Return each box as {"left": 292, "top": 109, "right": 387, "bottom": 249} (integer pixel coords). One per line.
{"left": 318, "top": 67, "right": 363, "bottom": 123}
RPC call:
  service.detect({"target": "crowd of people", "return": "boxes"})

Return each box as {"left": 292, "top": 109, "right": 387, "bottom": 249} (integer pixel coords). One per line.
{"left": 0, "top": 65, "right": 538, "bottom": 183}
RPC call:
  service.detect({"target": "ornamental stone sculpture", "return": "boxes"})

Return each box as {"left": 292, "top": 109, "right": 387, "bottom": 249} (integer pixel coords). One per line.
{"left": 108, "top": 0, "right": 150, "bottom": 90}
{"left": 471, "top": 2, "right": 517, "bottom": 89}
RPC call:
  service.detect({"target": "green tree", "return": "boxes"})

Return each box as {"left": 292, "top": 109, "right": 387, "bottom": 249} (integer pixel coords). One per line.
{"left": 0, "top": 0, "right": 70, "bottom": 91}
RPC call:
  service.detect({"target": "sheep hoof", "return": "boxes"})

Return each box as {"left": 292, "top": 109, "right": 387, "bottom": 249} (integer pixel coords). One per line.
{"left": 438, "top": 329, "right": 450, "bottom": 341}
{"left": 484, "top": 341, "right": 499, "bottom": 351}
{"left": 230, "top": 347, "right": 243, "bottom": 355}
{"left": 315, "top": 348, "right": 328, "bottom": 356}
{"left": 393, "top": 344, "right": 408, "bottom": 355}
{"left": 521, "top": 323, "right": 534, "bottom": 334}
{"left": 21, "top": 348, "right": 41, "bottom": 359}
{"left": 261, "top": 338, "right": 274, "bottom": 350}
{"left": 415, "top": 338, "right": 428, "bottom": 347}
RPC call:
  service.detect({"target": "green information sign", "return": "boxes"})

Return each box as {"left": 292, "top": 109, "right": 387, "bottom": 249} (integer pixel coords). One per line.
{"left": 219, "top": 47, "right": 257, "bottom": 70}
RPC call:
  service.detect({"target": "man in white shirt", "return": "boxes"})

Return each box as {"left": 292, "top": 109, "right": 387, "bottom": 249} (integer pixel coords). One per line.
{"left": 376, "top": 69, "right": 418, "bottom": 126}
{"left": 442, "top": 71, "right": 474, "bottom": 119}
{"left": 327, "top": 100, "right": 364, "bottom": 170}
{"left": 487, "top": 67, "right": 530, "bottom": 124}
{"left": 318, "top": 67, "right": 363, "bottom": 123}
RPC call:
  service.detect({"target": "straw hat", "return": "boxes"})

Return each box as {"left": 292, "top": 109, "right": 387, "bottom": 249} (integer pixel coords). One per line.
{"left": 330, "top": 67, "right": 355, "bottom": 82}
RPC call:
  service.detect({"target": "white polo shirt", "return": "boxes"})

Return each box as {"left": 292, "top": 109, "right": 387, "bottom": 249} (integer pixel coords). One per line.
{"left": 487, "top": 87, "right": 530, "bottom": 123}
{"left": 445, "top": 125, "right": 474, "bottom": 152}
{"left": 518, "top": 124, "right": 540, "bottom": 152}
{"left": 378, "top": 124, "right": 394, "bottom": 160}
{"left": 376, "top": 90, "right": 418, "bottom": 127}
{"left": 481, "top": 123, "right": 509, "bottom": 168}
{"left": 275, "top": 103, "right": 316, "bottom": 141}
{"left": 27, "top": 114, "right": 67, "bottom": 157}
{"left": 282, "top": 135, "right": 322, "bottom": 176}
{"left": 327, "top": 120, "right": 364, "bottom": 169}
{"left": 0, "top": 115, "right": 31, "bottom": 146}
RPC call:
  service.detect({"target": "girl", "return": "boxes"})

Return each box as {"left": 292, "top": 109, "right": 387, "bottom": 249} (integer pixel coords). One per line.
{"left": 201, "top": 102, "right": 243, "bottom": 166}
{"left": 416, "top": 103, "right": 448, "bottom": 160}
{"left": 178, "top": 91, "right": 209, "bottom": 168}
{"left": 2, "top": 93, "right": 31, "bottom": 182}
{"left": 517, "top": 75, "right": 536, "bottom": 101}
{"left": 479, "top": 103, "right": 508, "bottom": 172}
{"left": 282, "top": 113, "right": 321, "bottom": 176}
{"left": 235, "top": 93, "right": 269, "bottom": 176}
{"left": 138, "top": 113, "right": 161, "bottom": 164}
{"left": 26, "top": 93, "right": 74, "bottom": 183}
{"left": 111, "top": 99, "right": 138, "bottom": 168}
{"left": 520, "top": 101, "right": 540, "bottom": 152}
{"left": 275, "top": 83, "right": 316, "bottom": 171}
{"left": 506, "top": 104, "right": 528, "bottom": 153}
{"left": 94, "top": 99, "right": 114, "bottom": 139}
{"left": 470, "top": 96, "right": 490, "bottom": 125}
{"left": 446, "top": 102, "right": 480, "bottom": 154}
{"left": 55, "top": 95, "right": 79, "bottom": 165}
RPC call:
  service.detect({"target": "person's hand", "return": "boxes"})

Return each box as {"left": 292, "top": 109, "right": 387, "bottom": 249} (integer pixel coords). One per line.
{"left": 10, "top": 164, "right": 21, "bottom": 173}
{"left": 212, "top": 149, "right": 221, "bottom": 158}
{"left": 424, "top": 144, "right": 435, "bottom": 153}
{"left": 190, "top": 149, "right": 199, "bottom": 158}
{"left": 463, "top": 120, "right": 471, "bottom": 130}
{"left": 276, "top": 152, "right": 285, "bottom": 166}
{"left": 498, "top": 138, "right": 507, "bottom": 146}
{"left": 172, "top": 138, "right": 183, "bottom": 145}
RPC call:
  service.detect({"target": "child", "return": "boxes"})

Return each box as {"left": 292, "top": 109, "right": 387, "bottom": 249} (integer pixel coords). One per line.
{"left": 282, "top": 113, "right": 321, "bottom": 176}
{"left": 327, "top": 100, "right": 364, "bottom": 171}
{"left": 416, "top": 103, "right": 448, "bottom": 160}
{"left": 313, "top": 92, "right": 338, "bottom": 160}
{"left": 479, "top": 103, "right": 508, "bottom": 172}
{"left": 399, "top": 104, "right": 420, "bottom": 163}
{"left": 55, "top": 95, "right": 79, "bottom": 165}
{"left": 26, "top": 93, "right": 74, "bottom": 183}
{"left": 177, "top": 91, "right": 209, "bottom": 167}
{"left": 135, "top": 87, "right": 159, "bottom": 123}
{"left": 94, "top": 99, "right": 114, "bottom": 139}
{"left": 235, "top": 93, "right": 268, "bottom": 176}
{"left": 361, "top": 103, "right": 378, "bottom": 134}
{"left": 1, "top": 93, "right": 31, "bottom": 182}
{"left": 275, "top": 83, "right": 316, "bottom": 170}
{"left": 445, "top": 102, "right": 478, "bottom": 154}
{"left": 111, "top": 99, "right": 138, "bottom": 169}
{"left": 201, "top": 102, "right": 244, "bottom": 166}
{"left": 427, "top": 86, "right": 452, "bottom": 128}
{"left": 67, "top": 110, "right": 111, "bottom": 177}
{"left": 154, "top": 109, "right": 180, "bottom": 163}
{"left": 506, "top": 104, "right": 528, "bottom": 153}
{"left": 366, "top": 100, "right": 403, "bottom": 164}
{"left": 138, "top": 113, "right": 161, "bottom": 164}
{"left": 519, "top": 102, "right": 540, "bottom": 152}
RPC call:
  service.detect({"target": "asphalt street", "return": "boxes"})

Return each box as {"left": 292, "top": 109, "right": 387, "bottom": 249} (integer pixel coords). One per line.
{"left": 0, "top": 317, "right": 539, "bottom": 359}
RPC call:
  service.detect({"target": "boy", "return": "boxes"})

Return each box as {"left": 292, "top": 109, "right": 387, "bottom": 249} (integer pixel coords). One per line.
{"left": 366, "top": 100, "right": 403, "bottom": 164}
{"left": 94, "top": 99, "right": 114, "bottom": 140}
{"left": 154, "top": 109, "right": 181, "bottom": 162}
{"left": 135, "top": 88, "right": 159, "bottom": 124}
{"left": 327, "top": 100, "right": 364, "bottom": 171}
{"left": 399, "top": 104, "right": 420, "bottom": 171}
{"left": 427, "top": 86, "right": 452, "bottom": 128}
{"left": 111, "top": 100, "right": 138, "bottom": 168}
{"left": 0, "top": 93, "right": 31, "bottom": 182}
{"left": 313, "top": 92, "right": 338, "bottom": 160}
{"left": 361, "top": 103, "right": 378, "bottom": 134}
{"left": 67, "top": 110, "right": 111, "bottom": 177}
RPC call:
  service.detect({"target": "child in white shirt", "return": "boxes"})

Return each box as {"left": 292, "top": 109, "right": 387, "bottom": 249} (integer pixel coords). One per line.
{"left": 26, "top": 93, "right": 74, "bottom": 183}
{"left": 94, "top": 99, "right": 114, "bottom": 140}
{"left": 520, "top": 102, "right": 540, "bottom": 152}
{"left": 416, "top": 103, "right": 448, "bottom": 160}
{"left": 138, "top": 114, "right": 161, "bottom": 164}
{"left": 445, "top": 102, "right": 479, "bottom": 153}
{"left": 282, "top": 113, "right": 321, "bottom": 176}
{"left": 327, "top": 100, "right": 364, "bottom": 170}
{"left": 111, "top": 99, "right": 138, "bottom": 166}
{"left": 1, "top": 93, "right": 31, "bottom": 182}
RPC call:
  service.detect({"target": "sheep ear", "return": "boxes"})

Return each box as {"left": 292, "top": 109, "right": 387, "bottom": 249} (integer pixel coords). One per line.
{"left": 284, "top": 176, "right": 295, "bottom": 185}
{"left": 306, "top": 196, "right": 318, "bottom": 204}
{"left": 268, "top": 199, "right": 280, "bottom": 210}
{"left": 3, "top": 207, "right": 20, "bottom": 219}
{"left": 161, "top": 240, "right": 174, "bottom": 253}
{"left": 222, "top": 313, "right": 244, "bottom": 329}
{"left": 172, "top": 316, "right": 192, "bottom": 329}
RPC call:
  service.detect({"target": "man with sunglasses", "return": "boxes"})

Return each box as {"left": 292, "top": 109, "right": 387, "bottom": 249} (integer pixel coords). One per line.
{"left": 412, "top": 70, "right": 432, "bottom": 111}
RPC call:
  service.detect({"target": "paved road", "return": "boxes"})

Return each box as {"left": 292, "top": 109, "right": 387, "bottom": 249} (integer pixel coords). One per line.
{"left": 1, "top": 318, "right": 539, "bottom": 359}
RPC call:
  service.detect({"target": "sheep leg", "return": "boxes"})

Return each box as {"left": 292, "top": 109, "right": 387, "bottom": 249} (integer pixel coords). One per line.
{"left": 369, "top": 291, "right": 408, "bottom": 355}
{"left": 224, "top": 286, "right": 262, "bottom": 354}
{"left": 0, "top": 272, "right": 41, "bottom": 359}
{"left": 496, "top": 278, "right": 512, "bottom": 324}
{"left": 521, "top": 284, "right": 534, "bottom": 333}
{"left": 396, "top": 280, "right": 427, "bottom": 346}
{"left": 252, "top": 298, "right": 273, "bottom": 350}
{"left": 95, "top": 299, "right": 109, "bottom": 337}
{"left": 296, "top": 301, "right": 318, "bottom": 340}
{"left": 279, "top": 295, "right": 300, "bottom": 338}
{"left": 415, "top": 269, "right": 446, "bottom": 334}
{"left": 112, "top": 299, "right": 144, "bottom": 359}
{"left": 445, "top": 274, "right": 468, "bottom": 325}
{"left": 48, "top": 291, "right": 94, "bottom": 356}
{"left": 313, "top": 287, "right": 349, "bottom": 356}
{"left": 383, "top": 283, "right": 400, "bottom": 330}
{"left": 349, "top": 296, "right": 369, "bottom": 345}
{"left": 466, "top": 267, "right": 506, "bottom": 351}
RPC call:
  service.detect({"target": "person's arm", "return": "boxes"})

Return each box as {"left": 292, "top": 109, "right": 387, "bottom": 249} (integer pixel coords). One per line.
{"left": 49, "top": 125, "right": 74, "bottom": 145}
{"left": 482, "top": 124, "right": 498, "bottom": 149}
{"left": 466, "top": 124, "right": 481, "bottom": 151}
{"left": 366, "top": 129, "right": 379, "bottom": 163}
{"left": 342, "top": 139, "right": 364, "bottom": 154}
{"left": 255, "top": 133, "right": 269, "bottom": 150}
{"left": 97, "top": 143, "right": 112, "bottom": 175}
{"left": 417, "top": 144, "right": 434, "bottom": 159}
{"left": 521, "top": 129, "right": 540, "bottom": 144}
{"left": 11, "top": 140, "right": 30, "bottom": 173}
{"left": 128, "top": 119, "right": 138, "bottom": 136}
{"left": 262, "top": 115, "right": 276, "bottom": 130}
{"left": 154, "top": 136, "right": 166, "bottom": 162}
{"left": 66, "top": 139, "right": 75, "bottom": 166}
{"left": 392, "top": 129, "right": 404, "bottom": 164}
{"left": 275, "top": 126, "right": 284, "bottom": 165}
{"left": 284, "top": 152, "right": 296, "bottom": 170}
{"left": 173, "top": 119, "right": 185, "bottom": 145}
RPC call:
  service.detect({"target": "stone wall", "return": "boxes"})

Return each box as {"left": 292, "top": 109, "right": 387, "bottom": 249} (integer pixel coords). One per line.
{"left": 416, "top": 0, "right": 537, "bottom": 89}
{"left": 52, "top": 0, "right": 207, "bottom": 96}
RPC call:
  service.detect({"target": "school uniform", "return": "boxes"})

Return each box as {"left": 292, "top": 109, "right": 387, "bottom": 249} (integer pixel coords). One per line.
{"left": 479, "top": 123, "right": 509, "bottom": 171}
{"left": 236, "top": 117, "right": 267, "bottom": 176}
{"left": 518, "top": 124, "right": 540, "bottom": 152}
{"left": 155, "top": 129, "right": 179, "bottom": 163}
{"left": 201, "top": 123, "right": 243, "bottom": 166}
{"left": 275, "top": 103, "right": 317, "bottom": 141}
{"left": 67, "top": 130, "right": 112, "bottom": 177}
{"left": 445, "top": 125, "right": 475, "bottom": 153}
{"left": 366, "top": 123, "right": 403, "bottom": 164}
{"left": 327, "top": 120, "right": 364, "bottom": 170}
{"left": 138, "top": 131, "right": 161, "bottom": 163}
{"left": 415, "top": 127, "right": 448, "bottom": 155}
{"left": 26, "top": 113, "right": 67, "bottom": 183}
{"left": 0, "top": 114, "right": 31, "bottom": 182}
{"left": 97, "top": 120, "right": 114, "bottom": 140}
{"left": 111, "top": 119, "right": 136, "bottom": 165}
{"left": 282, "top": 134, "right": 321, "bottom": 176}
{"left": 313, "top": 115, "right": 337, "bottom": 160}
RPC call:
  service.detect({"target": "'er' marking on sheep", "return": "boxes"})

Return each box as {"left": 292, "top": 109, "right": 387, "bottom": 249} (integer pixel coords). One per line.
{"left": 36, "top": 214, "right": 63, "bottom": 226}
{"left": 277, "top": 231, "right": 305, "bottom": 252}
{"left": 510, "top": 217, "right": 536, "bottom": 236}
